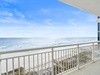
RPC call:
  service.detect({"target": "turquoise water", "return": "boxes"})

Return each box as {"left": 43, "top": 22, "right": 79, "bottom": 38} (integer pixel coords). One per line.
{"left": 0, "top": 37, "right": 97, "bottom": 51}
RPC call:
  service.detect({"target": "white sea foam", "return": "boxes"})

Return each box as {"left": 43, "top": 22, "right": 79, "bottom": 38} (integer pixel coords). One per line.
{"left": 0, "top": 37, "right": 97, "bottom": 51}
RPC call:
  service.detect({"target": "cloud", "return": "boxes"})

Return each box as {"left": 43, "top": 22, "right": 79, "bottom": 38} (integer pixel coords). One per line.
{"left": 0, "top": 10, "right": 97, "bottom": 38}
{"left": 0, "top": 0, "right": 17, "bottom": 7}
{"left": 0, "top": 17, "right": 37, "bottom": 27}
{"left": 67, "top": 19, "right": 80, "bottom": 25}
{"left": 14, "top": 9, "right": 25, "bottom": 18}
{"left": 43, "top": 19, "right": 53, "bottom": 26}
{"left": 0, "top": 18, "right": 15, "bottom": 23}
{"left": 0, "top": 11, "right": 13, "bottom": 17}
{"left": 87, "top": 15, "right": 97, "bottom": 22}
{"left": 0, "top": 10, "right": 25, "bottom": 21}
{"left": 0, "top": 11, "right": 97, "bottom": 38}
{"left": 3, "top": 0, "right": 17, "bottom": 4}
{"left": 72, "top": 10, "right": 82, "bottom": 15}
{"left": 0, "top": 18, "right": 97, "bottom": 38}
{"left": 40, "top": 8, "right": 50, "bottom": 13}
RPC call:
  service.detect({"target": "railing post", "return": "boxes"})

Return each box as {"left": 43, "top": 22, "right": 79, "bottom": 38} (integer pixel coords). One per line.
{"left": 92, "top": 43, "right": 94, "bottom": 62}
{"left": 51, "top": 48, "right": 54, "bottom": 75}
{"left": 77, "top": 45, "right": 80, "bottom": 69}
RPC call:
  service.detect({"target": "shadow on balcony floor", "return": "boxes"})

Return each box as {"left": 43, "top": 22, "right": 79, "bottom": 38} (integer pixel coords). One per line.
{"left": 67, "top": 60, "right": 100, "bottom": 75}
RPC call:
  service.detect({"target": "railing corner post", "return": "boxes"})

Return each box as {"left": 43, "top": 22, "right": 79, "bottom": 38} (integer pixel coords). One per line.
{"left": 92, "top": 43, "right": 94, "bottom": 62}
{"left": 77, "top": 45, "right": 80, "bottom": 70}
{"left": 51, "top": 48, "right": 54, "bottom": 75}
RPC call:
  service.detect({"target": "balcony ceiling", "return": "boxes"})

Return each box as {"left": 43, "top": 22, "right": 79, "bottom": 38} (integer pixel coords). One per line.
{"left": 60, "top": 0, "right": 100, "bottom": 16}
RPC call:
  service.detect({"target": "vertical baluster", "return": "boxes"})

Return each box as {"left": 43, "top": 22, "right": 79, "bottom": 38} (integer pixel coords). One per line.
{"left": 69, "top": 49, "right": 71, "bottom": 70}
{"left": 33, "top": 55, "right": 34, "bottom": 73}
{"left": 51, "top": 48, "right": 54, "bottom": 75}
{"left": 68, "top": 49, "right": 70, "bottom": 71}
{"left": 61, "top": 50, "right": 63, "bottom": 72}
{"left": 67, "top": 49, "right": 69, "bottom": 70}
{"left": 74, "top": 49, "right": 76, "bottom": 68}
{"left": 6, "top": 59, "right": 8, "bottom": 75}
{"left": 80, "top": 46, "right": 82, "bottom": 65}
{"left": 18, "top": 57, "right": 20, "bottom": 75}
{"left": 65, "top": 49, "right": 68, "bottom": 72}
{"left": 72, "top": 48, "right": 75, "bottom": 69}
{"left": 28, "top": 56, "right": 30, "bottom": 75}
{"left": 71, "top": 49, "right": 73, "bottom": 69}
{"left": 45, "top": 53, "right": 47, "bottom": 75}
{"left": 57, "top": 51, "right": 60, "bottom": 74}
{"left": 75, "top": 48, "right": 77, "bottom": 68}
{"left": 41, "top": 53, "right": 43, "bottom": 75}
{"left": 71, "top": 49, "right": 72, "bottom": 69}
{"left": 55, "top": 51, "right": 57, "bottom": 75}
{"left": 70, "top": 49, "right": 72, "bottom": 70}
{"left": 76, "top": 48, "right": 77, "bottom": 68}
{"left": 67, "top": 49, "right": 69, "bottom": 71}
{"left": 73, "top": 49, "right": 75, "bottom": 68}
{"left": 12, "top": 58, "right": 14, "bottom": 75}
{"left": 67, "top": 49, "right": 68, "bottom": 71}
{"left": 48, "top": 52, "right": 50, "bottom": 68}
{"left": 63, "top": 50, "right": 65, "bottom": 72}
{"left": 73, "top": 48, "right": 75, "bottom": 68}
{"left": 71, "top": 48, "right": 72, "bottom": 69}
{"left": 37, "top": 54, "right": 39, "bottom": 75}
{"left": 72, "top": 49, "right": 74, "bottom": 69}
{"left": 23, "top": 56, "right": 25, "bottom": 75}
{"left": 74, "top": 48, "right": 76, "bottom": 68}
{"left": 61, "top": 50, "right": 62, "bottom": 74}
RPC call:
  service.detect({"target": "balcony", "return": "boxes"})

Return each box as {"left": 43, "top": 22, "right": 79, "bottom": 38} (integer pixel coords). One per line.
{"left": 0, "top": 41, "right": 100, "bottom": 75}
{"left": 67, "top": 60, "right": 100, "bottom": 75}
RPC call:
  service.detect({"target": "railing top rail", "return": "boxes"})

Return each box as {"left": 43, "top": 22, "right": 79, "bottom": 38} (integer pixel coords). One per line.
{"left": 0, "top": 41, "right": 99, "bottom": 55}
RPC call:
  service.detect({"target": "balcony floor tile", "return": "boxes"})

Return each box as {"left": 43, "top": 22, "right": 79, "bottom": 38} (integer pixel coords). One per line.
{"left": 67, "top": 60, "right": 100, "bottom": 75}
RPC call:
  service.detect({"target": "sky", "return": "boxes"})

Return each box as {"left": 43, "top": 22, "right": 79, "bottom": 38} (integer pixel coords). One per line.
{"left": 0, "top": 0, "right": 97, "bottom": 38}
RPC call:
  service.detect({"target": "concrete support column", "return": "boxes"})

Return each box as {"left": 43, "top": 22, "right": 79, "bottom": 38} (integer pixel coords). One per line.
{"left": 98, "top": 16, "right": 100, "bottom": 50}
{"left": 98, "top": 16, "right": 100, "bottom": 41}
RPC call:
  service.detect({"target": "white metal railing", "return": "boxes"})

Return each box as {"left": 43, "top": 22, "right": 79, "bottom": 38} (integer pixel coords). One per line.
{"left": 0, "top": 41, "right": 100, "bottom": 75}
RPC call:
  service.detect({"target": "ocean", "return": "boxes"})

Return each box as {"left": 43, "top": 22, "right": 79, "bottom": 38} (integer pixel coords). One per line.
{"left": 0, "top": 37, "right": 98, "bottom": 73}
{"left": 0, "top": 37, "right": 97, "bottom": 51}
